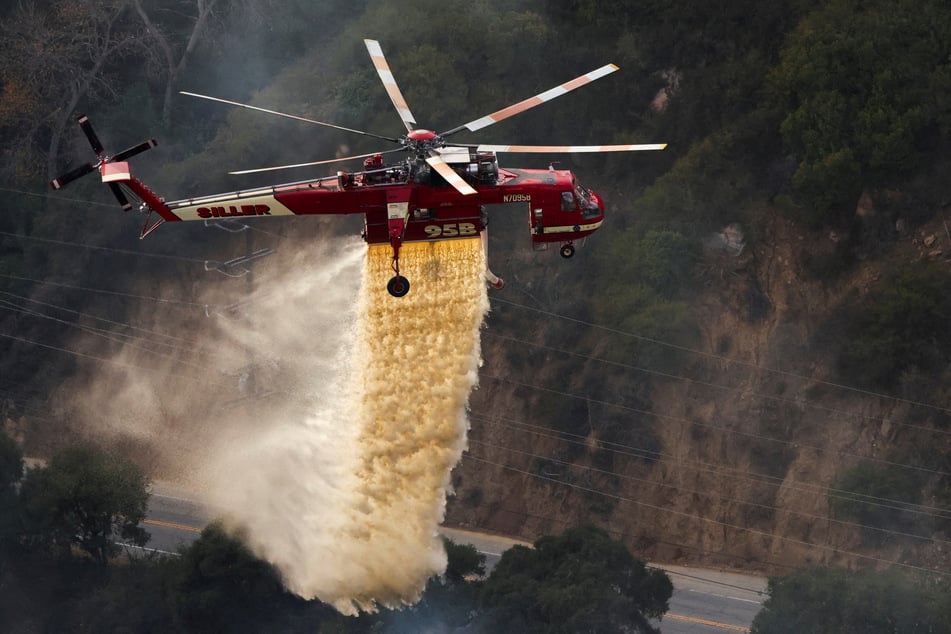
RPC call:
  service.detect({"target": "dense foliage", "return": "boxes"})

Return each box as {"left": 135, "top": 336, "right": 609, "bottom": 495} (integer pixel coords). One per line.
{"left": 752, "top": 566, "right": 951, "bottom": 633}
{"left": 478, "top": 525, "right": 672, "bottom": 633}
{"left": 0, "top": 439, "right": 672, "bottom": 632}
{"left": 836, "top": 264, "right": 951, "bottom": 389}
{"left": 18, "top": 444, "right": 149, "bottom": 564}
{"left": 829, "top": 461, "right": 926, "bottom": 544}
{"left": 766, "top": 0, "right": 951, "bottom": 218}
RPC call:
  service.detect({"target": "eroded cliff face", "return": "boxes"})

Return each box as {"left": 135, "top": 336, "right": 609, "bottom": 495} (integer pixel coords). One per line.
{"left": 448, "top": 210, "right": 951, "bottom": 575}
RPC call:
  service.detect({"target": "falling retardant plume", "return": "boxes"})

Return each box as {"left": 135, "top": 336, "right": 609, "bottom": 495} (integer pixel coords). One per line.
{"left": 200, "top": 237, "right": 489, "bottom": 614}
{"left": 56, "top": 232, "right": 487, "bottom": 614}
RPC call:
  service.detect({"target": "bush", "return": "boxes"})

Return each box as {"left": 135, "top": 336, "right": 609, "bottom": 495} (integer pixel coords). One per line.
{"left": 837, "top": 265, "right": 951, "bottom": 389}
{"left": 830, "top": 462, "right": 926, "bottom": 543}
{"left": 752, "top": 566, "right": 951, "bottom": 633}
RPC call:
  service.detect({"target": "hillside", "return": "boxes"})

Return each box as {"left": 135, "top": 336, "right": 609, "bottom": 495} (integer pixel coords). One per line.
{"left": 449, "top": 206, "right": 951, "bottom": 575}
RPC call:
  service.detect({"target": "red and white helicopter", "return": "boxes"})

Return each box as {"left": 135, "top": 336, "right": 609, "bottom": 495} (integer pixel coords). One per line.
{"left": 50, "top": 39, "right": 666, "bottom": 297}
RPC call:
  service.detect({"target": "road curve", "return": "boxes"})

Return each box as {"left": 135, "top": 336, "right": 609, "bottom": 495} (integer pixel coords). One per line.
{"left": 141, "top": 483, "right": 766, "bottom": 631}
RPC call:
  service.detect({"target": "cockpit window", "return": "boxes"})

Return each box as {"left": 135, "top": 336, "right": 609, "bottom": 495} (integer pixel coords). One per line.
{"left": 575, "top": 182, "right": 601, "bottom": 218}
{"left": 561, "top": 191, "right": 576, "bottom": 211}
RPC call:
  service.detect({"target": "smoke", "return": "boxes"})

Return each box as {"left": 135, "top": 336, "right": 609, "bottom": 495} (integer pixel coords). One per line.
{"left": 62, "top": 233, "right": 488, "bottom": 613}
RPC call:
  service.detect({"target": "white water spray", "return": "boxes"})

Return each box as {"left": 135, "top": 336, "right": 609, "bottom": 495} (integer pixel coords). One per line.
{"left": 62, "top": 232, "right": 487, "bottom": 613}
{"left": 202, "top": 238, "right": 489, "bottom": 613}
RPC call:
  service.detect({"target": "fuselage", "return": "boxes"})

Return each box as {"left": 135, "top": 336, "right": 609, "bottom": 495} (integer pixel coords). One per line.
{"left": 159, "top": 152, "right": 605, "bottom": 251}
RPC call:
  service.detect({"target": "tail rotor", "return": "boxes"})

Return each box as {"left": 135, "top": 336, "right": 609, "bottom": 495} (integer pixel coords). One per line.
{"left": 49, "top": 114, "right": 157, "bottom": 211}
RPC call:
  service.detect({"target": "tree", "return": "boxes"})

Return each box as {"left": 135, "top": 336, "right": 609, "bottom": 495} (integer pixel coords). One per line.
{"left": 0, "top": 429, "right": 24, "bottom": 552}
{"left": 752, "top": 567, "right": 951, "bottom": 633}
{"left": 18, "top": 445, "right": 149, "bottom": 564}
{"left": 766, "top": 0, "right": 951, "bottom": 216}
{"left": 131, "top": 0, "right": 221, "bottom": 126}
{"left": 476, "top": 525, "right": 672, "bottom": 633}
{"left": 0, "top": 428, "right": 23, "bottom": 492}
{"left": 0, "top": 0, "right": 149, "bottom": 179}
{"left": 171, "top": 521, "right": 304, "bottom": 633}
{"left": 837, "top": 265, "right": 951, "bottom": 388}
{"left": 830, "top": 461, "right": 925, "bottom": 543}
{"left": 383, "top": 537, "right": 486, "bottom": 632}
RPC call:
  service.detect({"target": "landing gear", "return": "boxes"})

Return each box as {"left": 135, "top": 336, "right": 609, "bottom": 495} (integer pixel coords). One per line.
{"left": 559, "top": 243, "right": 576, "bottom": 259}
{"left": 387, "top": 247, "right": 410, "bottom": 297}
{"left": 387, "top": 275, "right": 410, "bottom": 297}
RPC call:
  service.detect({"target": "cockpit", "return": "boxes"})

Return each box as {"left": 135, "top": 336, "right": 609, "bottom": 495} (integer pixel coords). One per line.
{"left": 562, "top": 180, "right": 602, "bottom": 219}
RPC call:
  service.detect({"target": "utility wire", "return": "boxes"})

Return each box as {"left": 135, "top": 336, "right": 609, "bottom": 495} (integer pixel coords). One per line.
{"left": 0, "top": 332, "right": 235, "bottom": 390}
{"left": 483, "top": 330, "right": 951, "bottom": 439}
{"left": 0, "top": 272, "right": 210, "bottom": 307}
{"left": 489, "top": 297, "right": 951, "bottom": 416}
{"left": 468, "top": 412, "right": 951, "bottom": 520}
{"left": 480, "top": 372, "right": 951, "bottom": 479}
{"left": 0, "top": 185, "right": 117, "bottom": 208}
{"left": 0, "top": 229, "right": 207, "bottom": 264}
{"left": 463, "top": 454, "right": 951, "bottom": 578}
{"left": 0, "top": 289, "right": 222, "bottom": 355}
{"left": 0, "top": 298, "right": 218, "bottom": 372}
{"left": 467, "top": 437, "right": 951, "bottom": 544}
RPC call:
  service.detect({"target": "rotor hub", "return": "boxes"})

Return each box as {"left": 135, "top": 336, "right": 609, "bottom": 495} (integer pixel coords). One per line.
{"left": 403, "top": 128, "right": 445, "bottom": 158}
{"left": 406, "top": 129, "right": 437, "bottom": 141}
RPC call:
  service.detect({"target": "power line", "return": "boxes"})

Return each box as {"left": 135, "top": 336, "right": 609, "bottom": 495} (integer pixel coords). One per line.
{"left": 468, "top": 412, "right": 951, "bottom": 520}
{"left": 0, "top": 229, "right": 207, "bottom": 264}
{"left": 0, "top": 185, "right": 116, "bottom": 208}
{"left": 0, "top": 289, "right": 221, "bottom": 355}
{"left": 0, "top": 298, "right": 217, "bottom": 372}
{"left": 483, "top": 330, "right": 951, "bottom": 440}
{"left": 489, "top": 297, "right": 951, "bottom": 416}
{"left": 0, "top": 331, "right": 234, "bottom": 390}
{"left": 0, "top": 272, "right": 210, "bottom": 308}
{"left": 467, "top": 437, "right": 951, "bottom": 544}
{"left": 480, "top": 371, "right": 951, "bottom": 479}
{"left": 448, "top": 502, "right": 785, "bottom": 590}
{"left": 463, "top": 454, "right": 951, "bottom": 578}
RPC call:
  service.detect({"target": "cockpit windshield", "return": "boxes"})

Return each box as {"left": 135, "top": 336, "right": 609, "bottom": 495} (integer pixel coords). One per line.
{"left": 574, "top": 181, "right": 601, "bottom": 218}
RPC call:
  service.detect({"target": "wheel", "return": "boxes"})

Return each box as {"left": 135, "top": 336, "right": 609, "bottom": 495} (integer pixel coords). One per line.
{"left": 387, "top": 275, "right": 410, "bottom": 297}
{"left": 559, "top": 244, "right": 576, "bottom": 259}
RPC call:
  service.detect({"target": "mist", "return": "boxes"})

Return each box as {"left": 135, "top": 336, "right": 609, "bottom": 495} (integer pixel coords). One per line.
{"left": 59, "top": 232, "right": 488, "bottom": 613}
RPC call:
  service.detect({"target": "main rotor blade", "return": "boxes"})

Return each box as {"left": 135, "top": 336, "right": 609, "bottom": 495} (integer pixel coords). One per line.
{"left": 180, "top": 91, "right": 400, "bottom": 143}
{"left": 442, "top": 65, "right": 620, "bottom": 138}
{"left": 113, "top": 139, "right": 158, "bottom": 162}
{"left": 364, "top": 39, "right": 417, "bottom": 132}
{"left": 476, "top": 143, "right": 668, "bottom": 153}
{"left": 425, "top": 153, "right": 477, "bottom": 196}
{"left": 109, "top": 183, "right": 133, "bottom": 210}
{"left": 229, "top": 148, "right": 405, "bottom": 175}
{"left": 77, "top": 114, "right": 105, "bottom": 156}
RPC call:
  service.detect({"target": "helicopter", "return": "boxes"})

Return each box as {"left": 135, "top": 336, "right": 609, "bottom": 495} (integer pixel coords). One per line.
{"left": 50, "top": 39, "right": 666, "bottom": 297}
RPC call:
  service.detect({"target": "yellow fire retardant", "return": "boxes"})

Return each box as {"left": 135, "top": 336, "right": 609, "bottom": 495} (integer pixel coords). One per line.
{"left": 280, "top": 238, "right": 489, "bottom": 613}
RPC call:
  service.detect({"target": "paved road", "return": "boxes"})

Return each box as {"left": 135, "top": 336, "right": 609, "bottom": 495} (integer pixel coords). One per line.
{"left": 659, "top": 565, "right": 765, "bottom": 632}
{"left": 439, "top": 527, "right": 766, "bottom": 632}
{"left": 141, "top": 483, "right": 766, "bottom": 631}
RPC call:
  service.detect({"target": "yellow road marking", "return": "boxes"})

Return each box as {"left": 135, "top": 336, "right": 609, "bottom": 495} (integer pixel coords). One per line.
{"left": 143, "top": 518, "right": 754, "bottom": 631}
{"left": 666, "top": 613, "right": 750, "bottom": 632}
{"left": 144, "top": 518, "right": 202, "bottom": 533}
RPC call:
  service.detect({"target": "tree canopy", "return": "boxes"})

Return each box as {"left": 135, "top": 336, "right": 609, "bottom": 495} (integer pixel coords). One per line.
{"left": 0, "top": 429, "right": 24, "bottom": 548}
{"left": 18, "top": 445, "right": 149, "bottom": 564}
{"left": 766, "top": 0, "right": 951, "bottom": 214}
{"left": 752, "top": 566, "right": 951, "bottom": 633}
{"left": 478, "top": 525, "right": 672, "bottom": 633}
